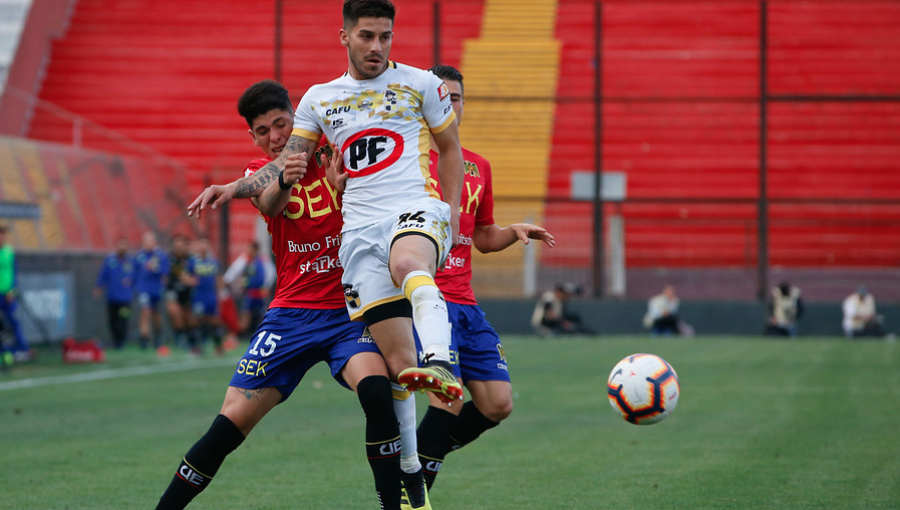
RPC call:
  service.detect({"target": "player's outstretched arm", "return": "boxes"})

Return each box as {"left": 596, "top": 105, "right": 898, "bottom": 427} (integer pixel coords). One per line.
{"left": 255, "top": 153, "right": 309, "bottom": 217}
{"left": 431, "top": 124, "right": 464, "bottom": 245}
{"left": 473, "top": 223, "right": 556, "bottom": 254}
{"left": 187, "top": 135, "right": 318, "bottom": 218}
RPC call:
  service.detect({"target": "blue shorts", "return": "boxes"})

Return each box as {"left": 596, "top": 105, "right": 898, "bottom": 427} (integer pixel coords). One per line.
{"left": 138, "top": 291, "right": 162, "bottom": 310}
{"left": 415, "top": 301, "right": 510, "bottom": 384}
{"left": 229, "top": 307, "right": 379, "bottom": 402}
{"left": 192, "top": 296, "right": 218, "bottom": 317}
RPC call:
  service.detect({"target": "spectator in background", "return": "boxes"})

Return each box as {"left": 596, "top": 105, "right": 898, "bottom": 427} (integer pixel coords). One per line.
{"left": 223, "top": 240, "right": 274, "bottom": 336}
{"left": 531, "top": 282, "right": 587, "bottom": 336}
{"left": 165, "top": 234, "right": 194, "bottom": 349}
{"left": 643, "top": 284, "right": 686, "bottom": 337}
{"left": 93, "top": 237, "right": 135, "bottom": 349}
{"left": 765, "top": 281, "right": 803, "bottom": 337}
{"left": 842, "top": 285, "right": 885, "bottom": 338}
{"left": 134, "top": 230, "right": 170, "bottom": 354}
{"left": 0, "top": 225, "right": 30, "bottom": 361}
{"left": 186, "top": 236, "right": 224, "bottom": 355}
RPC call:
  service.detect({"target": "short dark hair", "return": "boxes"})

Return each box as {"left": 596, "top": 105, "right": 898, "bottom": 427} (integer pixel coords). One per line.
{"left": 429, "top": 64, "right": 464, "bottom": 95}
{"left": 237, "top": 79, "right": 292, "bottom": 128}
{"left": 343, "top": 0, "right": 395, "bottom": 29}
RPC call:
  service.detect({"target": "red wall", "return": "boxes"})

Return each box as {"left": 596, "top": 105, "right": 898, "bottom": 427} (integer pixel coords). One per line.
{"left": 9, "top": 0, "right": 899, "bottom": 267}
{"left": 548, "top": 0, "right": 900, "bottom": 268}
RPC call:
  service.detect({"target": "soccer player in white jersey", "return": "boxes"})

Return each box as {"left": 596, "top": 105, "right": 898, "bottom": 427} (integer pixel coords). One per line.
{"left": 187, "top": 1, "right": 464, "bottom": 508}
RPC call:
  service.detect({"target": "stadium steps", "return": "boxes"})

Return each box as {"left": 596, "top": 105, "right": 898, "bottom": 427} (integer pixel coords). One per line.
{"left": 14, "top": 145, "right": 65, "bottom": 249}
{"left": 22, "top": 0, "right": 481, "bottom": 257}
{"left": 458, "top": 0, "right": 561, "bottom": 297}
{"left": 0, "top": 142, "right": 42, "bottom": 249}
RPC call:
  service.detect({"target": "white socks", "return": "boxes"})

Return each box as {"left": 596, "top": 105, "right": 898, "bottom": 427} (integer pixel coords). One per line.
{"left": 392, "top": 383, "right": 421, "bottom": 474}
{"left": 402, "top": 270, "right": 451, "bottom": 363}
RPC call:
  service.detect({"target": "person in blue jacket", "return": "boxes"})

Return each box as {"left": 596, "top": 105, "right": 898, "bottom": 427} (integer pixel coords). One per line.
{"left": 186, "top": 236, "right": 223, "bottom": 355}
{"left": 134, "top": 231, "right": 170, "bottom": 353}
{"left": 94, "top": 237, "right": 135, "bottom": 349}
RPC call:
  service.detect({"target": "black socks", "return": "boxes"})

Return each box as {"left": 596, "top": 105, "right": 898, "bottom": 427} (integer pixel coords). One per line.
{"left": 357, "top": 375, "right": 402, "bottom": 510}
{"left": 155, "top": 414, "right": 245, "bottom": 510}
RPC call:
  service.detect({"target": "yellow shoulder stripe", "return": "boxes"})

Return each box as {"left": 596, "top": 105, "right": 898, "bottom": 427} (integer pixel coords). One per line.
{"left": 429, "top": 111, "right": 457, "bottom": 135}
{"left": 292, "top": 128, "right": 321, "bottom": 142}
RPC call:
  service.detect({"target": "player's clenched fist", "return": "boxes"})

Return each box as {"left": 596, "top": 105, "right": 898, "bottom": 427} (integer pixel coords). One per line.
{"left": 282, "top": 152, "right": 308, "bottom": 187}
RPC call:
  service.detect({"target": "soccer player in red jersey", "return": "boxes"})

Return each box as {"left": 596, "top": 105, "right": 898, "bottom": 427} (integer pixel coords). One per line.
{"left": 414, "top": 65, "right": 556, "bottom": 490}
{"left": 155, "top": 80, "right": 403, "bottom": 510}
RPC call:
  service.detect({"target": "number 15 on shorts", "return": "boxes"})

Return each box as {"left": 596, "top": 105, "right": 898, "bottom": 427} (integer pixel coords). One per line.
{"left": 248, "top": 331, "right": 281, "bottom": 357}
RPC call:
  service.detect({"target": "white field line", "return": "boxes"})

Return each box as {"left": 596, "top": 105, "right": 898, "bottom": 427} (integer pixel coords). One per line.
{"left": 0, "top": 357, "right": 237, "bottom": 391}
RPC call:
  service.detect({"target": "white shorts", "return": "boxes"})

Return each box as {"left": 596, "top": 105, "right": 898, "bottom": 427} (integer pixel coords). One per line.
{"left": 339, "top": 196, "right": 452, "bottom": 321}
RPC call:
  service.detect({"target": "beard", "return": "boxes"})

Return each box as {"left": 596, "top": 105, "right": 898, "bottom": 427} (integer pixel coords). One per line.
{"left": 348, "top": 49, "right": 388, "bottom": 80}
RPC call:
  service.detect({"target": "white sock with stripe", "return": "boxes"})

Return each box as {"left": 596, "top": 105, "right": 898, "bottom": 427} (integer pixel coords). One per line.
{"left": 402, "top": 270, "right": 451, "bottom": 363}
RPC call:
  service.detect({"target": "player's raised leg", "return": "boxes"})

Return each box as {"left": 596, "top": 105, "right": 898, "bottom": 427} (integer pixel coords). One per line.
{"left": 391, "top": 219, "right": 462, "bottom": 405}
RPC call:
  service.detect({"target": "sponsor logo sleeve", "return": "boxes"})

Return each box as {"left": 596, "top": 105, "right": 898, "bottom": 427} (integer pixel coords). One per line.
{"left": 423, "top": 72, "right": 457, "bottom": 134}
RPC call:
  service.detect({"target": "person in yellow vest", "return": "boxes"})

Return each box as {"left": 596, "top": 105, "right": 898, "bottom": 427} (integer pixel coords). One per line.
{"left": 0, "top": 225, "right": 30, "bottom": 361}
{"left": 765, "top": 281, "right": 803, "bottom": 337}
{"left": 842, "top": 285, "right": 885, "bottom": 339}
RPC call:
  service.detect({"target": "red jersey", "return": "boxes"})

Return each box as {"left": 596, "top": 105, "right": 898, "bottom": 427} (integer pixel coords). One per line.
{"left": 428, "top": 148, "right": 495, "bottom": 305}
{"left": 243, "top": 144, "right": 345, "bottom": 309}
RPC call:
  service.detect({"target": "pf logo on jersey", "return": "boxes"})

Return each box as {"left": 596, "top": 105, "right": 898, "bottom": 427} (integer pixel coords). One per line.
{"left": 341, "top": 128, "right": 404, "bottom": 178}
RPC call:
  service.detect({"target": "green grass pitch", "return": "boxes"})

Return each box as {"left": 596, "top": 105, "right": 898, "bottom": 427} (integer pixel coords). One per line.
{"left": 1, "top": 336, "right": 898, "bottom": 509}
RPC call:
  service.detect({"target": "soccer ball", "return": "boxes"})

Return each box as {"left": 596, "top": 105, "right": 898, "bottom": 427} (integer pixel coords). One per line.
{"left": 607, "top": 353, "right": 680, "bottom": 425}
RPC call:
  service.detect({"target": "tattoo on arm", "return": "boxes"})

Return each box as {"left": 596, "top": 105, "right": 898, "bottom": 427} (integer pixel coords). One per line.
{"left": 234, "top": 135, "right": 318, "bottom": 199}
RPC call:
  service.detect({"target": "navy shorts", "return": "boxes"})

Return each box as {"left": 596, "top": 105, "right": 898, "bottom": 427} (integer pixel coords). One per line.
{"left": 415, "top": 301, "right": 510, "bottom": 384}
{"left": 229, "top": 307, "right": 379, "bottom": 402}
{"left": 138, "top": 291, "right": 162, "bottom": 310}
{"left": 192, "top": 296, "right": 218, "bottom": 317}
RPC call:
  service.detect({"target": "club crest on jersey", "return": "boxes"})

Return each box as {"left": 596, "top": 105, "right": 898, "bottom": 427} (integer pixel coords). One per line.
{"left": 341, "top": 128, "right": 404, "bottom": 178}
{"left": 437, "top": 82, "right": 449, "bottom": 101}
{"left": 384, "top": 89, "right": 398, "bottom": 112}
{"left": 463, "top": 161, "right": 480, "bottom": 178}
{"left": 496, "top": 343, "right": 507, "bottom": 362}
{"left": 343, "top": 283, "right": 360, "bottom": 309}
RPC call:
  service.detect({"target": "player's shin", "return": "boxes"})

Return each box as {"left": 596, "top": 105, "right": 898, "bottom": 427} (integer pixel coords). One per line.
{"left": 402, "top": 271, "right": 450, "bottom": 362}
{"left": 155, "top": 414, "right": 245, "bottom": 510}
{"left": 416, "top": 405, "right": 458, "bottom": 490}
{"left": 357, "top": 375, "right": 402, "bottom": 510}
{"left": 446, "top": 401, "right": 499, "bottom": 452}
{"left": 391, "top": 384, "right": 422, "bottom": 474}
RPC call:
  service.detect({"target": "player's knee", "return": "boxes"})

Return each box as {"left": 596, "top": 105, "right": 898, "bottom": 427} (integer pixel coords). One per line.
{"left": 482, "top": 398, "right": 513, "bottom": 423}
{"left": 381, "top": 351, "right": 417, "bottom": 380}
{"left": 390, "top": 252, "right": 433, "bottom": 283}
{"left": 219, "top": 406, "right": 255, "bottom": 435}
{"left": 356, "top": 375, "right": 393, "bottom": 415}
